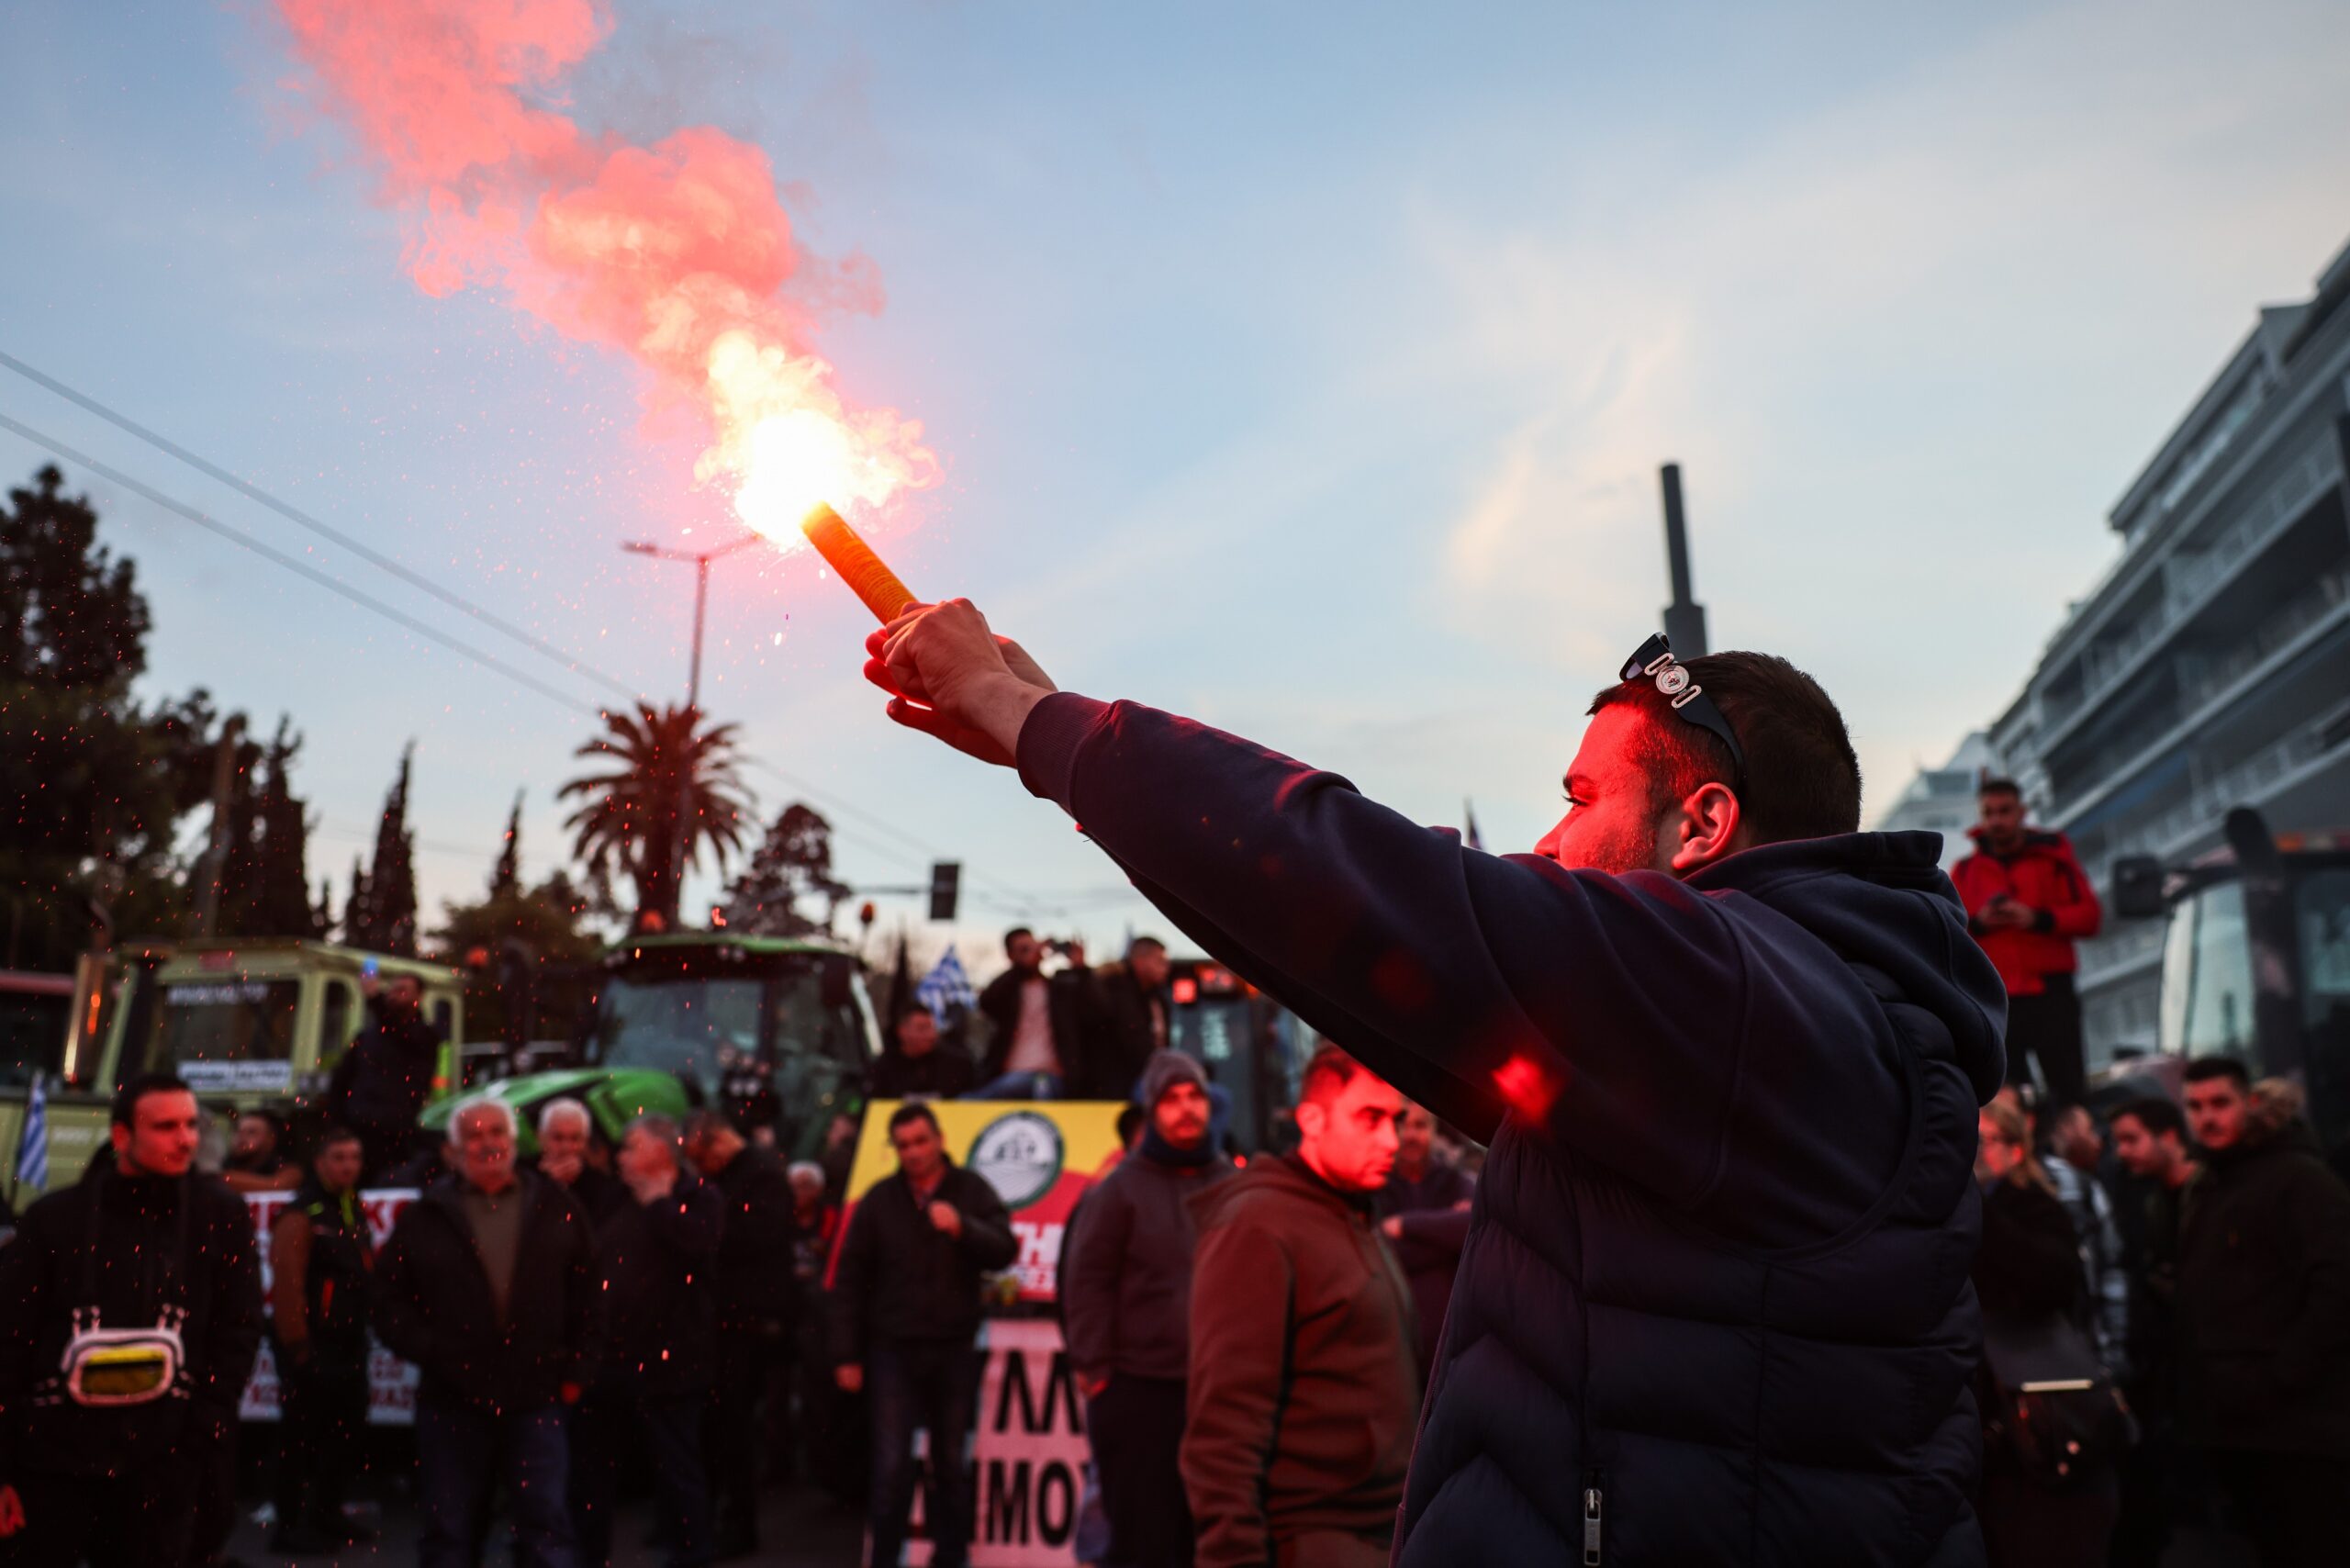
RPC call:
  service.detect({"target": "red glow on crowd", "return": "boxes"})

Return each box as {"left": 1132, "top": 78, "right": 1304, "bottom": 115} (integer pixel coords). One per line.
{"left": 271, "top": 0, "right": 936, "bottom": 542}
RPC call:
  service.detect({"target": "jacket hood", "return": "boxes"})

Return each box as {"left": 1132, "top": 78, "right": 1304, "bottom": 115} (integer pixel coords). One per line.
{"left": 1690, "top": 830, "right": 2008, "bottom": 1101}
{"left": 1188, "top": 1150, "right": 1359, "bottom": 1233}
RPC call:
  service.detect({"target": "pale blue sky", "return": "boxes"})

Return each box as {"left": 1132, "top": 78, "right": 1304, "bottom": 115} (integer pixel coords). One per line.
{"left": 5, "top": 0, "right": 2347, "bottom": 967}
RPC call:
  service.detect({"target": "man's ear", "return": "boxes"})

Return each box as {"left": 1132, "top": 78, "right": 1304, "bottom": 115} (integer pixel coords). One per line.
{"left": 1294, "top": 1101, "right": 1326, "bottom": 1142}
{"left": 1667, "top": 781, "right": 1744, "bottom": 873}
{"left": 109, "top": 1122, "right": 131, "bottom": 1157}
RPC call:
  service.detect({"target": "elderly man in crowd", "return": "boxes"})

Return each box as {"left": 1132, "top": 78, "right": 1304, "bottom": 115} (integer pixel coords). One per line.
{"left": 534, "top": 1097, "right": 624, "bottom": 1224}
{"left": 572, "top": 1115, "right": 724, "bottom": 1568}
{"left": 375, "top": 1096, "right": 598, "bottom": 1568}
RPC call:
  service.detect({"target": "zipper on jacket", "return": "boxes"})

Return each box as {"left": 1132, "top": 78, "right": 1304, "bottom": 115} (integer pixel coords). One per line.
{"left": 1583, "top": 1474, "right": 1603, "bottom": 1565}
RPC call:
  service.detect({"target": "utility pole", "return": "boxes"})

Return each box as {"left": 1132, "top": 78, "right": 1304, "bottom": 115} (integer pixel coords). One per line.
{"left": 196, "top": 714, "right": 246, "bottom": 937}
{"left": 1659, "top": 463, "right": 1709, "bottom": 657}
{"left": 620, "top": 533, "right": 763, "bottom": 923}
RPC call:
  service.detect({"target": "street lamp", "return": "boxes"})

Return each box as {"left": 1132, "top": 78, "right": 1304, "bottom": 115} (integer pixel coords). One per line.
{"left": 621, "top": 532, "right": 765, "bottom": 923}
{"left": 620, "top": 532, "right": 764, "bottom": 711}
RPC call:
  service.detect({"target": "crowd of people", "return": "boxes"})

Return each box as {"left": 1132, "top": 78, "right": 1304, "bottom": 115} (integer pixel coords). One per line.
{"left": 2, "top": 745, "right": 2346, "bottom": 1568}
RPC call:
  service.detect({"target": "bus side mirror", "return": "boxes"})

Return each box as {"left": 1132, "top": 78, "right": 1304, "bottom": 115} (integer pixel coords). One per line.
{"left": 2111, "top": 857, "right": 2167, "bottom": 920}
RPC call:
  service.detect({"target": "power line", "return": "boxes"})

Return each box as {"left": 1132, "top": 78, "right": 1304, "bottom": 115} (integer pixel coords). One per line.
{"left": 0, "top": 398, "right": 1083, "bottom": 919}
{"left": 0, "top": 350, "right": 646, "bottom": 706}
{"left": 0, "top": 412, "right": 610, "bottom": 716}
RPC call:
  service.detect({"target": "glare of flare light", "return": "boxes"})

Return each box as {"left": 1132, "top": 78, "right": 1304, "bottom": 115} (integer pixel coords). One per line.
{"left": 700, "top": 329, "right": 935, "bottom": 547}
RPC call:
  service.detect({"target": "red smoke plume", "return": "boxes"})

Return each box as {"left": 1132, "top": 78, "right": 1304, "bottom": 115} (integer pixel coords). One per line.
{"left": 273, "top": 0, "right": 936, "bottom": 535}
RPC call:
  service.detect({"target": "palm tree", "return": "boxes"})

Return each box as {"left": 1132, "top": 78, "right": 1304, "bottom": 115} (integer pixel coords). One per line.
{"left": 559, "top": 704, "right": 752, "bottom": 930}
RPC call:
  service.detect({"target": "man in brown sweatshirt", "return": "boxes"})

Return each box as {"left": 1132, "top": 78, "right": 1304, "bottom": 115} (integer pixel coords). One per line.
{"left": 1183, "top": 1044, "right": 1419, "bottom": 1568}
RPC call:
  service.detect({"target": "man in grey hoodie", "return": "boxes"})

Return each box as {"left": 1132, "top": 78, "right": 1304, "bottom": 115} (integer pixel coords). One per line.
{"left": 1062, "top": 1051, "right": 1235, "bottom": 1568}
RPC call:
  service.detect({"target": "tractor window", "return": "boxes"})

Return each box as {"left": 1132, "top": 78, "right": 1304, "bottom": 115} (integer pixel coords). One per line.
{"left": 588, "top": 974, "right": 765, "bottom": 1100}
{"left": 2297, "top": 868, "right": 2350, "bottom": 1030}
{"left": 2159, "top": 882, "right": 2255, "bottom": 1061}
{"left": 125, "top": 980, "right": 303, "bottom": 1094}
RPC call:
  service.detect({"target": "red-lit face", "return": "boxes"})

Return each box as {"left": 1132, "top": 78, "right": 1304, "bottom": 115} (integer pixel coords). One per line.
{"left": 1978, "top": 790, "right": 2026, "bottom": 854}
{"left": 2184, "top": 1075, "right": 2250, "bottom": 1151}
{"left": 1131, "top": 946, "right": 1171, "bottom": 989}
{"left": 2110, "top": 1114, "right": 2177, "bottom": 1179}
{"left": 1536, "top": 705, "right": 1673, "bottom": 875}
{"left": 114, "top": 1090, "right": 200, "bottom": 1178}
{"left": 315, "top": 1137, "right": 364, "bottom": 1194}
{"left": 1397, "top": 1103, "right": 1435, "bottom": 1171}
{"left": 1151, "top": 1081, "right": 1211, "bottom": 1151}
{"left": 1296, "top": 1070, "right": 1405, "bottom": 1193}
{"left": 898, "top": 1011, "right": 939, "bottom": 1057}
{"left": 890, "top": 1115, "right": 946, "bottom": 1184}
{"left": 1975, "top": 1113, "right": 2026, "bottom": 1185}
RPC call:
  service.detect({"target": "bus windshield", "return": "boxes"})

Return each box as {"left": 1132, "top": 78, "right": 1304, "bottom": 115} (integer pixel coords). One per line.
{"left": 2158, "top": 881, "right": 2255, "bottom": 1062}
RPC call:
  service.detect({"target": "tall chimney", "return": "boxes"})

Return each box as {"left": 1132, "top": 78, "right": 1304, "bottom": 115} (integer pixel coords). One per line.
{"left": 1659, "top": 462, "right": 1709, "bottom": 656}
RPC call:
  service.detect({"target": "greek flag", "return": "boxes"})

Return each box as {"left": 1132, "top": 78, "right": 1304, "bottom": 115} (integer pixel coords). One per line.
{"left": 14, "top": 1071, "right": 49, "bottom": 1193}
{"left": 915, "top": 946, "right": 978, "bottom": 1021}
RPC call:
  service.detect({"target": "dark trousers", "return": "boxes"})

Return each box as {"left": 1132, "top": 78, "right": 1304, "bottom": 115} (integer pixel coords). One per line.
{"left": 572, "top": 1383, "right": 712, "bottom": 1568}
{"left": 2005, "top": 975, "right": 2087, "bottom": 1109}
{"left": 2210, "top": 1448, "right": 2350, "bottom": 1568}
{"left": 188, "top": 1415, "right": 240, "bottom": 1565}
{"left": 416, "top": 1396, "right": 576, "bottom": 1568}
{"left": 275, "top": 1355, "right": 370, "bottom": 1534}
{"left": 707, "top": 1328, "right": 769, "bottom": 1546}
{"left": 867, "top": 1338, "right": 982, "bottom": 1568}
{"left": 5, "top": 1468, "right": 199, "bottom": 1568}
{"left": 2108, "top": 1417, "right": 2178, "bottom": 1568}
{"left": 1980, "top": 1469, "right": 2116, "bottom": 1568}
{"left": 1084, "top": 1376, "right": 1192, "bottom": 1568}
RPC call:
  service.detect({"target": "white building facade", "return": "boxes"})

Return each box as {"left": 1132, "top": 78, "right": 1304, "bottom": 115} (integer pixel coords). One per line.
{"left": 1990, "top": 237, "right": 2350, "bottom": 1069}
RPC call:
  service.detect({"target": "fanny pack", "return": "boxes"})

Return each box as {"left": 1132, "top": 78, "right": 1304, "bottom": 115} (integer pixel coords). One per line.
{"left": 59, "top": 1311, "right": 189, "bottom": 1406}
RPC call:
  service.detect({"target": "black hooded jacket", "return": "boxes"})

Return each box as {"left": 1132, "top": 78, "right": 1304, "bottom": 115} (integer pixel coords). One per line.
{"left": 1015, "top": 693, "right": 2009, "bottom": 1568}
{"left": 0, "top": 1170, "right": 263, "bottom": 1478}
{"left": 593, "top": 1173, "right": 724, "bottom": 1398}
{"left": 373, "top": 1170, "right": 598, "bottom": 1413}
{"left": 324, "top": 1001, "right": 443, "bottom": 1165}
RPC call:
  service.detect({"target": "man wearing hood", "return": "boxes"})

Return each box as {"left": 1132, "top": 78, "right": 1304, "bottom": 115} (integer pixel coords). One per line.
{"left": 861, "top": 606, "right": 2009, "bottom": 1566}
{"left": 1952, "top": 778, "right": 2101, "bottom": 1110}
{"left": 1062, "top": 1050, "right": 1236, "bottom": 1568}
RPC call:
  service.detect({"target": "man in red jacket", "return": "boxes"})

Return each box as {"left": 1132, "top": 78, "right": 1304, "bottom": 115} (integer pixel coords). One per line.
{"left": 1953, "top": 778, "right": 2102, "bottom": 1109}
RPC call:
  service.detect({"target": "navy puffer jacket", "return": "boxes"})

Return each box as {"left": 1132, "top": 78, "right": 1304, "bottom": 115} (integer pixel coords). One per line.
{"left": 1014, "top": 694, "right": 2009, "bottom": 1567}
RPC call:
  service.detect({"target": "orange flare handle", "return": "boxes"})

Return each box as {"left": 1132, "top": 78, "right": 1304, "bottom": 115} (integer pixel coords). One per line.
{"left": 800, "top": 502, "right": 917, "bottom": 622}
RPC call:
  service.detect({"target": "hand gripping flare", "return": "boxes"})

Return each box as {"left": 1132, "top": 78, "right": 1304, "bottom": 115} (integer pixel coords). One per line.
{"left": 800, "top": 502, "right": 918, "bottom": 622}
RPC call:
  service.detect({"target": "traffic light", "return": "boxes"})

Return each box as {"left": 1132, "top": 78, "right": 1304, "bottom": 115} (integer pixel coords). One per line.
{"left": 928, "top": 861, "right": 961, "bottom": 923}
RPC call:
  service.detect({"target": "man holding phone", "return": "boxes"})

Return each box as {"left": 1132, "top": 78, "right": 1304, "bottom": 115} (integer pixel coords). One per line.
{"left": 1953, "top": 778, "right": 2102, "bottom": 1111}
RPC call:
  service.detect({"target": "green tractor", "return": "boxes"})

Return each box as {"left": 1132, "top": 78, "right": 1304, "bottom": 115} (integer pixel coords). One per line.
{"left": 426, "top": 934, "right": 881, "bottom": 1159}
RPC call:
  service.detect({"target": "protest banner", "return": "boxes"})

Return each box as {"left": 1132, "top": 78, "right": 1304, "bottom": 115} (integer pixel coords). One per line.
{"left": 237, "top": 1187, "right": 420, "bottom": 1425}
{"left": 840, "top": 1101, "right": 1127, "bottom": 1302}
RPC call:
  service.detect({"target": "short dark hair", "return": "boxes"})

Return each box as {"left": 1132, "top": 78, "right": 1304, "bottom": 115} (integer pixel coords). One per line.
{"left": 1977, "top": 777, "right": 2022, "bottom": 800}
{"left": 316, "top": 1124, "right": 363, "bottom": 1151}
{"left": 1301, "top": 1043, "right": 1369, "bottom": 1105}
{"left": 888, "top": 1102, "right": 941, "bottom": 1138}
{"left": 897, "top": 1001, "right": 936, "bottom": 1024}
{"left": 2111, "top": 1096, "right": 2186, "bottom": 1141}
{"left": 2182, "top": 1057, "right": 2250, "bottom": 1091}
{"left": 1588, "top": 650, "right": 1861, "bottom": 845}
{"left": 682, "top": 1109, "right": 734, "bottom": 1145}
{"left": 1129, "top": 935, "right": 1166, "bottom": 956}
{"left": 111, "top": 1072, "right": 194, "bottom": 1128}
{"left": 1002, "top": 926, "right": 1035, "bottom": 954}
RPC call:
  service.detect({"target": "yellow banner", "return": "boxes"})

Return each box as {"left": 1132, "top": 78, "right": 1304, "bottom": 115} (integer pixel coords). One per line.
{"left": 845, "top": 1100, "right": 1128, "bottom": 1302}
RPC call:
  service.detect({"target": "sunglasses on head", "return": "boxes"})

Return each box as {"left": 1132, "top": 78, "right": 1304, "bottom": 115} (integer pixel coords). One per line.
{"left": 1618, "top": 633, "right": 1746, "bottom": 794}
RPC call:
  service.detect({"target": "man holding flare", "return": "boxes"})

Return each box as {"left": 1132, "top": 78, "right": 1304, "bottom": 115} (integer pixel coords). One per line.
{"left": 848, "top": 577, "right": 2008, "bottom": 1567}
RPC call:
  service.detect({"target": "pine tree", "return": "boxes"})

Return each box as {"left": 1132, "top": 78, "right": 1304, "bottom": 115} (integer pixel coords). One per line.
{"left": 491, "top": 790, "right": 523, "bottom": 900}
{"left": 342, "top": 857, "right": 370, "bottom": 947}
{"left": 362, "top": 744, "right": 420, "bottom": 954}
{"left": 252, "top": 720, "right": 318, "bottom": 936}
